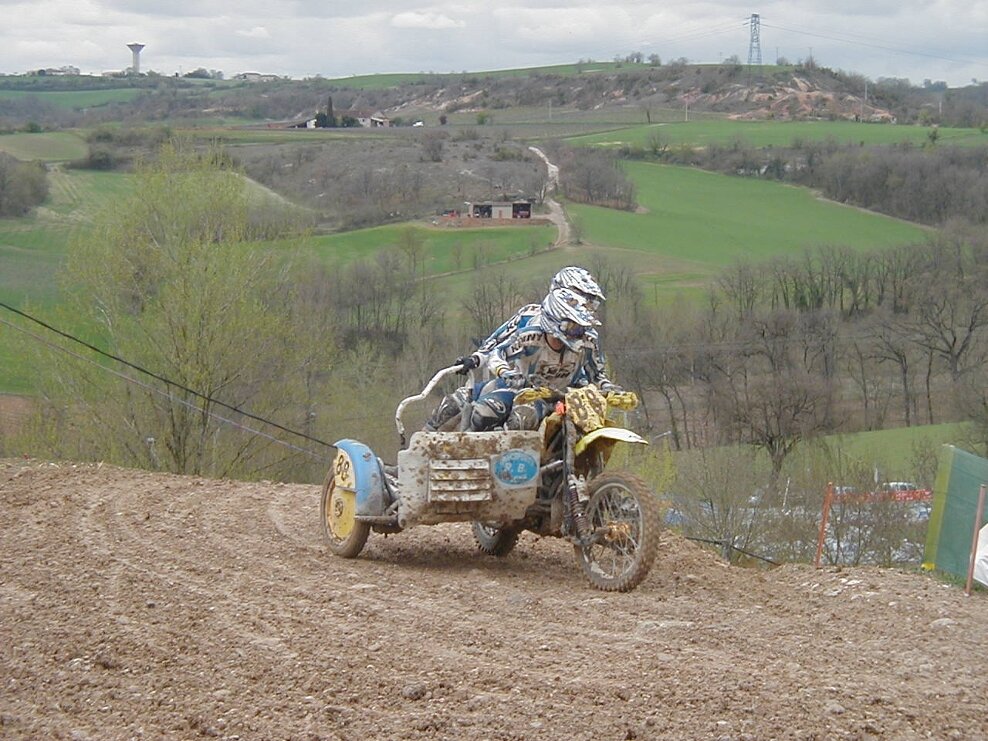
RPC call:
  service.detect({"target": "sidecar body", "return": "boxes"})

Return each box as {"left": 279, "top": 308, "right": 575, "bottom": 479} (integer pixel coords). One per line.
{"left": 333, "top": 429, "right": 542, "bottom": 531}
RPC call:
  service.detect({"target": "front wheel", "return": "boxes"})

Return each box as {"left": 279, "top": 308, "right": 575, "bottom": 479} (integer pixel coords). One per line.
{"left": 471, "top": 521, "right": 520, "bottom": 557}
{"left": 320, "top": 468, "right": 370, "bottom": 558}
{"left": 574, "top": 472, "right": 661, "bottom": 592}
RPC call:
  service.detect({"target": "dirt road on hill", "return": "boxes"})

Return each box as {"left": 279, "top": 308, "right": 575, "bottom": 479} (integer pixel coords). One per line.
{"left": 2, "top": 457, "right": 987, "bottom": 740}
{"left": 529, "top": 146, "right": 571, "bottom": 247}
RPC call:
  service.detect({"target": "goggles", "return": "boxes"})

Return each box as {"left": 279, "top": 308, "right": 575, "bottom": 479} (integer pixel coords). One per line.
{"left": 583, "top": 296, "right": 602, "bottom": 313}
{"left": 559, "top": 319, "right": 587, "bottom": 339}
{"left": 560, "top": 289, "right": 601, "bottom": 314}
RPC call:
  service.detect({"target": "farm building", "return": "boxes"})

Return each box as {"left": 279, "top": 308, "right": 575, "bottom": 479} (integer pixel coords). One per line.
{"left": 342, "top": 110, "right": 391, "bottom": 128}
{"left": 466, "top": 200, "right": 532, "bottom": 219}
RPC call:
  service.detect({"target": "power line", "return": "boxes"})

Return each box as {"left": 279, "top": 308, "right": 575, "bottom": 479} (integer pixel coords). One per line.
{"left": 644, "top": 20, "right": 748, "bottom": 50}
{"left": 760, "top": 21, "right": 983, "bottom": 66}
{"left": 0, "top": 300, "right": 337, "bottom": 454}
{"left": 2, "top": 316, "right": 329, "bottom": 460}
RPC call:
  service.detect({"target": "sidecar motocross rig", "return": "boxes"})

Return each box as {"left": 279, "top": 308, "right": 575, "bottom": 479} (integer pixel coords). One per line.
{"left": 321, "top": 365, "right": 662, "bottom": 592}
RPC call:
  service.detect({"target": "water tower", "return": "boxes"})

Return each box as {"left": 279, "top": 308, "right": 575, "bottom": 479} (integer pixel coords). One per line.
{"left": 127, "top": 43, "right": 145, "bottom": 75}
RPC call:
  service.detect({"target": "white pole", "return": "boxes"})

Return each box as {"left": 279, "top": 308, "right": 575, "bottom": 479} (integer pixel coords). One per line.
{"left": 965, "top": 484, "right": 987, "bottom": 596}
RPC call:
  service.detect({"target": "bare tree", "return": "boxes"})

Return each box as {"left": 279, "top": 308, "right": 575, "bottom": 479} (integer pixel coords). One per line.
{"left": 909, "top": 259, "right": 988, "bottom": 381}
{"left": 421, "top": 131, "right": 445, "bottom": 162}
{"left": 673, "top": 445, "right": 772, "bottom": 562}
{"left": 462, "top": 270, "right": 534, "bottom": 343}
{"left": 870, "top": 307, "right": 920, "bottom": 426}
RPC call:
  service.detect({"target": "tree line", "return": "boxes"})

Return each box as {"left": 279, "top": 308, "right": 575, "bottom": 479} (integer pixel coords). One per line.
{"left": 10, "top": 151, "right": 987, "bottom": 484}
{"left": 603, "top": 223, "right": 988, "bottom": 473}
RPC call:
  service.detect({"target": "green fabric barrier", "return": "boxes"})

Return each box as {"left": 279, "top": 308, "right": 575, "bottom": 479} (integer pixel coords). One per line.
{"left": 923, "top": 445, "right": 988, "bottom": 578}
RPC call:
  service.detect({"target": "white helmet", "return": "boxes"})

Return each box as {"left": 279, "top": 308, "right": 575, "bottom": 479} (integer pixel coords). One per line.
{"left": 549, "top": 266, "right": 605, "bottom": 312}
{"left": 540, "top": 287, "right": 596, "bottom": 350}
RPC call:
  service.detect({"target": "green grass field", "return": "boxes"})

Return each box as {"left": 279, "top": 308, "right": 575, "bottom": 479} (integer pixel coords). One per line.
{"left": 188, "top": 127, "right": 395, "bottom": 144}
{"left": 825, "top": 422, "right": 971, "bottom": 468}
{"left": 0, "top": 168, "right": 132, "bottom": 303}
{"left": 0, "top": 168, "right": 134, "bottom": 392}
{"left": 282, "top": 223, "right": 556, "bottom": 277}
{"left": 662, "top": 421, "right": 973, "bottom": 500}
{"left": 0, "top": 131, "right": 89, "bottom": 161}
{"left": 435, "top": 107, "right": 724, "bottom": 130}
{"left": 569, "top": 162, "right": 929, "bottom": 296}
{"left": 568, "top": 120, "right": 987, "bottom": 149}
{"left": 0, "top": 88, "right": 144, "bottom": 109}
{"left": 821, "top": 422, "right": 976, "bottom": 484}
{"left": 0, "top": 214, "right": 76, "bottom": 393}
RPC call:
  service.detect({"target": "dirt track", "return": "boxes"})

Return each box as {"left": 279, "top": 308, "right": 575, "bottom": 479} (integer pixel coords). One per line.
{"left": 2, "top": 457, "right": 987, "bottom": 740}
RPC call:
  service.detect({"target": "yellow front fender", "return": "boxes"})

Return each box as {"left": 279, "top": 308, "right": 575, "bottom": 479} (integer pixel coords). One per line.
{"left": 574, "top": 426, "right": 649, "bottom": 456}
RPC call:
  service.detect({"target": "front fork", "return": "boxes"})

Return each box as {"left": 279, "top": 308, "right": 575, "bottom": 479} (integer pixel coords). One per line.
{"left": 562, "top": 416, "right": 592, "bottom": 544}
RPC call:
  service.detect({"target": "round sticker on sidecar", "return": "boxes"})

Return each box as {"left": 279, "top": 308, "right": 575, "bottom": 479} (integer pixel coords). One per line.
{"left": 492, "top": 449, "right": 539, "bottom": 487}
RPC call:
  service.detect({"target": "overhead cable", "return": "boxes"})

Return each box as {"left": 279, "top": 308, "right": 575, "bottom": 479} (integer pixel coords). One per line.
{"left": 0, "top": 301, "right": 335, "bottom": 454}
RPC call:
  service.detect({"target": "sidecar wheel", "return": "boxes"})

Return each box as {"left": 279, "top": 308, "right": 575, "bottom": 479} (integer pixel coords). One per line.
{"left": 320, "top": 468, "right": 370, "bottom": 558}
{"left": 471, "top": 521, "right": 520, "bottom": 557}
{"left": 574, "top": 472, "right": 661, "bottom": 592}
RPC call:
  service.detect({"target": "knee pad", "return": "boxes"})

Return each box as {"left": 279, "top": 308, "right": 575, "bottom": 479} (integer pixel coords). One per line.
{"left": 464, "top": 389, "right": 513, "bottom": 431}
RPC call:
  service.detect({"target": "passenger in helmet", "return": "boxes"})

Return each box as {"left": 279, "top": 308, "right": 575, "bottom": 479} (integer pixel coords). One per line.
{"left": 549, "top": 265, "right": 606, "bottom": 313}
{"left": 423, "top": 301, "right": 540, "bottom": 431}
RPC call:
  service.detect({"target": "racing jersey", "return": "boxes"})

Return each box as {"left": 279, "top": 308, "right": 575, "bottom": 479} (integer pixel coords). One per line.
{"left": 473, "top": 306, "right": 614, "bottom": 388}
{"left": 484, "top": 316, "right": 608, "bottom": 390}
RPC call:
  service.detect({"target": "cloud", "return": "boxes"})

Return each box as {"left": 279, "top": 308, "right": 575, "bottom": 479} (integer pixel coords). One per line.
{"left": 391, "top": 11, "right": 465, "bottom": 30}
{"left": 0, "top": 0, "right": 983, "bottom": 84}
{"left": 236, "top": 26, "right": 270, "bottom": 39}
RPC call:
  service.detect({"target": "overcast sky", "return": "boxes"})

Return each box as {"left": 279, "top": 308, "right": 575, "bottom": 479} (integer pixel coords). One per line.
{"left": 4, "top": 1, "right": 986, "bottom": 87}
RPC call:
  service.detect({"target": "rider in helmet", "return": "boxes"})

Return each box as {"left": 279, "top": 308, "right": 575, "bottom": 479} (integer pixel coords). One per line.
{"left": 424, "top": 266, "right": 620, "bottom": 431}
{"left": 460, "top": 287, "right": 604, "bottom": 432}
{"left": 463, "top": 266, "right": 606, "bottom": 372}
{"left": 548, "top": 266, "right": 622, "bottom": 393}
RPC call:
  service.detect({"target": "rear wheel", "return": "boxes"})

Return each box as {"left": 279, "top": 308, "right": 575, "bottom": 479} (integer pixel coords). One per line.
{"left": 471, "top": 521, "right": 520, "bottom": 557}
{"left": 320, "top": 467, "right": 370, "bottom": 558}
{"left": 574, "top": 472, "right": 661, "bottom": 592}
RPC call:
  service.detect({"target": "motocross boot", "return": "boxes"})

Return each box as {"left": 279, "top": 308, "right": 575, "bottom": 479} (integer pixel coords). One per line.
{"left": 424, "top": 387, "right": 471, "bottom": 431}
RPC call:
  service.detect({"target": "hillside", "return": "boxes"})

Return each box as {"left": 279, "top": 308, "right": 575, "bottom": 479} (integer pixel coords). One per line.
{"left": 2, "top": 457, "right": 986, "bottom": 739}
{"left": 2, "top": 63, "right": 985, "bottom": 130}
{"left": 388, "top": 65, "right": 899, "bottom": 124}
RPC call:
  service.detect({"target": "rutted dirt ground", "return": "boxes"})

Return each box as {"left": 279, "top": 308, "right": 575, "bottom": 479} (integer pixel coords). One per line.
{"left": 2, "top": 458, "right": 987, "bottom": 740}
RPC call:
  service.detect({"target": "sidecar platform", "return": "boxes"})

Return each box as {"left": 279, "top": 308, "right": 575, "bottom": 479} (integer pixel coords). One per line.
{"left": 395, "top": 430, "right": 542, "bottom": 528}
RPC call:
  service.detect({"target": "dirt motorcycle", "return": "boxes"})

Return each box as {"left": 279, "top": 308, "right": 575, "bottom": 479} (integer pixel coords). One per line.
{"left": 320, "top": 364, "right": 662, "bottom": 591}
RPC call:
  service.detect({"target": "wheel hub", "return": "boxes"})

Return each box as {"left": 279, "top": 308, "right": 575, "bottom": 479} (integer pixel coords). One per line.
{"left": 603, "top": 521, "right": 633, "bottom": 543}
{"left": 328, "top": 486, "right": 356, "bottom": 539}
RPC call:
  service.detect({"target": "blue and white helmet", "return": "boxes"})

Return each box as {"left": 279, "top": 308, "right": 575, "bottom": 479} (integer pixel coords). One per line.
{"left": 549, "top": 266, "right": 605, "bottom": 312}
{"left": 540, "top": 287, "right": 597, "bottom": 350}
